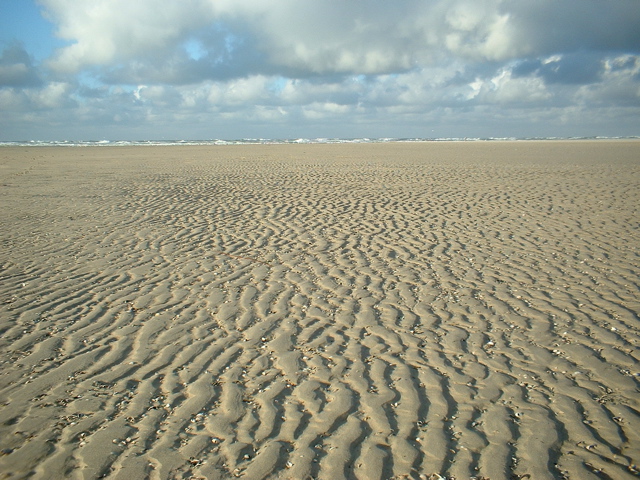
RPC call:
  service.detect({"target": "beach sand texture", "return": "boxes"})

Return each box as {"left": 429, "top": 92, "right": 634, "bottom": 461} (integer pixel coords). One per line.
{"left": 0, "top": 141, "right": 638, "bottom": 480}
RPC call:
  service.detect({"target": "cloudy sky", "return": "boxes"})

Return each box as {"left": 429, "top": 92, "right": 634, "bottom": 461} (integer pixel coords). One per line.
{"left": 1, "top": 0, "right": 639, "bottom": 140}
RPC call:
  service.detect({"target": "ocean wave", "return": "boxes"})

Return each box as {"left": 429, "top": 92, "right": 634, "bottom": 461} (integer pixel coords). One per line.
{"left": 0, "top": 136, "right": 637, "bottom": 147}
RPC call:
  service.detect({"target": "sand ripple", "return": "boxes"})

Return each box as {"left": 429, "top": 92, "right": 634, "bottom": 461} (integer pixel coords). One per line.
{"left": 0, "top": 142, "right": 639, "bottom": 479}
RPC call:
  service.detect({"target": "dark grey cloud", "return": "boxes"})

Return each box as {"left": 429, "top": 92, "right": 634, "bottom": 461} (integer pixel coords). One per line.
{"left": 508, "top": 0, "right": 640, "bottom": 56}
{"left": 512, "top": 52, "right": 604, "bottom": 85}
{"left": 0, "top": 43, "right": 42, "bottom": 87}
{"left": 99, "top": 27, "right": 271, "bottom": 86}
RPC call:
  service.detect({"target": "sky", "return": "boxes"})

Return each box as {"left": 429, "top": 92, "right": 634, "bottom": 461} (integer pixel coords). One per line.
{"left": 1, "top": 0, "right": 639, "bottom": 141}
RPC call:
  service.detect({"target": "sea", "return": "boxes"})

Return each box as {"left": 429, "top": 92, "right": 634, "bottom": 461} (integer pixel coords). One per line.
{"left": 0, "top": 136, "right": 636, "bottom": 147}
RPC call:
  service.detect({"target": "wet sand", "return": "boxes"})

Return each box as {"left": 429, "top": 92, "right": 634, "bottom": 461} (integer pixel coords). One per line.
{"left": 0, "top": 141, "right": 638, "bottom": 479}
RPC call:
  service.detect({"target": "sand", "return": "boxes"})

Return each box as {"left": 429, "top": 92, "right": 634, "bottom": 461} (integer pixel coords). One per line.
{"left": 0, "top": 141, "right": 638, "bottom": 480}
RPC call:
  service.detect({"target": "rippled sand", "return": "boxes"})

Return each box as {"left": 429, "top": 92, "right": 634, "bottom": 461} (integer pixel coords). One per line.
{"left": 0, "top": 141, "right": 638, "bottom": 480}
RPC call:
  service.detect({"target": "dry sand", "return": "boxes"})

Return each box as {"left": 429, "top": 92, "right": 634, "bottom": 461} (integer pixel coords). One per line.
{"left": 0, "top": 141, "right": 638, "bottom": 480}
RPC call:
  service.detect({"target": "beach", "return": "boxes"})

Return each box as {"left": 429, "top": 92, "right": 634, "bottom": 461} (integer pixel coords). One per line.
{"left": 0, "top": 141, "right": 638, "bottom": 480}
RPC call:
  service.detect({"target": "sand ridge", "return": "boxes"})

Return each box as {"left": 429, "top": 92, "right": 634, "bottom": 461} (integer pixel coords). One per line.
{"left": 0, "top": 141, "right": 639, "bottom": 479}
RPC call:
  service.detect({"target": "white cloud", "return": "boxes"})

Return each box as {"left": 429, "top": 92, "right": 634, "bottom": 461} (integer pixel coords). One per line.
{"left": 575, "top": 55, "right": 640, "bottom": 106}
{"left": 38, "top": 0, "right": 640, "bottom": 81}
{"left": 202, "top": 75, "right": 275, "bottom": 106}
{"left": 442, "top": 1, "right": 519, "bottom": 60}
{"left": 0, "top": 88, "right": 25, "bottom": 109}
{"left": 27, "top": 81, "right": 73, "bottom": 108}
{"left": 41, "top": 0, "right": 519, "bottom": 76}
{"left": 474, "top": 68, "right": 551, "bottom": 104}
{"left": 133, "top": 85, "right": 146, "bottom": 101}
{"left": 43, "top": 0, "right": 215, "bottom": 72}
{"left": 302, "top": 102, "right": 351, "bottom": 120}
